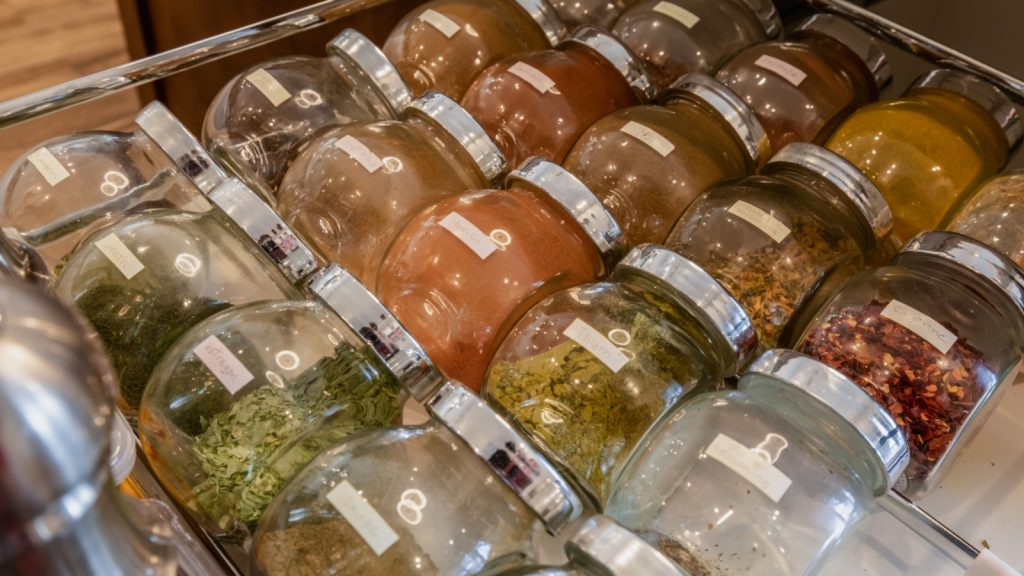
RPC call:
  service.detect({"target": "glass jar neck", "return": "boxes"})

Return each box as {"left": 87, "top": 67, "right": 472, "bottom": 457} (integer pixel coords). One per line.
{"left": 406, "top": 115, "right": 485, "bottom": 182}
{"left": 666, "top": 96, "right": 758, "bottom": 173}
{"left": 326, "top": 54, "right": 398, "bottom": 119}
{"left": 799, "top": 33, "right": 878, "bottom": 100}
{"left": 906, "top": 88, "right": 1011, "bottom": 156}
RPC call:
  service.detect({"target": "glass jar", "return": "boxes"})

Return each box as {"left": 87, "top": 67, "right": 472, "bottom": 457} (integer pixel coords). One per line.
{"left": 383, "top": 0, "right": 566, "bottom": 99}
{"left": 945, "top": 170, "right": 1024, "bottom": 268}
{"left": 52, "top": 179, "right": 315, "bottom": 417}
{"left": 827, "top": 69, "right": 1023, "bottom": 245}
{"left": 562, "top": 73, "right": 768, "bottom": 250}
{"left": 549, "top": 0, "right": 641, "bottom": 29}
{"left": 665, "top": 143, "right": 892, "bottom": 350}
{"left": 716, "top": 14, "right": 892, "bottom": 154}
{"left": 277, "top": 91, "right": 504, "bottom": 287}
{"left": 612, "top": 0, "right": 782, "bottom": 95}
{"left": 378, "top": 158, "right": 622, "bottom": 392}
{"left": 796, "top": 231, "right": 1024, "bottom": 496}
{"left": 203, "top": 29, "right": 411, "bottom": 202}
{"left": 251, "top": 381, "right": 583, "bottom": 575}
{"left": 461, "top": 25, "right": 655, "bottom": 169}
{"left": 605, "top": 349, "right": 910, "bottom": 575}
{"left": 0, "top": 102, "right": 225, "bottom": 272}
{"left": 483, "top": 245, "right": 756, "bottom": 503}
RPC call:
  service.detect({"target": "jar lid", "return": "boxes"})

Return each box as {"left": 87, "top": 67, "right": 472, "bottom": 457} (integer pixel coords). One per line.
{"left": 513, "top": 0, "right": 568, "bottom": 47}
{"left": 109, "top": 410, "right": 137, "bottom": 486}
{"left": 326, "top": 29, "right": 413, "bottom": 116}
{"left": 911, "top": 69, "right": 1023, "bottom": 149}
{"left": 564, "top": 516, "right": 686, "bottom": 576}
{"left": 737, "top": 0, "right": 783, "bottom": 39}
{"left": 308, "top": 264, "right": 444, "bottom": 402}
{"left": 206, "top": 178, "right": 318, "bottom": 283}
{"left": 764, "top": 143, "right": 893, "bottom": 246}
{"left": 616, "top": 245, "right": 757, "bottom": 375}
{"left": 743, "top": 349, "right": 910, "bottom": 493}
{"left": 559, "top": 25, "right": 656, "bottom": 102}
{"left": 426, "top": 381, "right": 584, "bottom": 534}
{"left": 134, "top": 101, "right": 228, "bottom": 194}
{"left": 664, "top": 73, "right": 770, "bottom": 166}
{"left": 795, "top": 14, "right": 892, "bottom": 89}
{"left": 506, "top": 158, "right": 622, "bottom": 256}
{"left": 406, "top": 91, "right": 506, "bottom": 182}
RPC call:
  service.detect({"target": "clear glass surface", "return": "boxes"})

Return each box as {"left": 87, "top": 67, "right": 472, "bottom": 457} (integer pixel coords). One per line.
{"left": 550, "top": 0, "right": 640, "bottom": 29}
{"left": 945, "top": 171, "right": 1024, "bottom": 268}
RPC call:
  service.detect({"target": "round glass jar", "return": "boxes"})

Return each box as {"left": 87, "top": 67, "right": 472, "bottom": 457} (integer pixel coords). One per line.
{"left": 549, "top": 0, "right": 641, "bottom": 29}
{"left": 562, "top": 73, "right": 768, "bottom": 250}
{"left": 665, "top": 143, "right": 892, "bottom": 350}
{"left": 276, "top": 91, "right": 504, "bottom": 287}
{"left": 461, "top": 25, "right": 654, "bottom": 170}
{"left": 52, "top": 179, "right": 315, "bottom": 417}
{"left": 944, "top": 170, "right": 1024, "bottom": 268}
{"left": 612, "top": 0, "right": 782, "bottom": 95}
{"left": 203, "top": 29, "right": 411, "bottom": 201}
{"left": 827, "top": 69, "right": 1022, "bottom": 245}
{"left": 716, "top": 14, "right": 892, "bottom": 154}
{"left": 251, "top": 381, "right": 583, "bottom": 575}
{"left": 378, "top": 159, "right": 622, "bottom": 392}
{"left": 605, "top": 349, "right": 910, "bottom": 575}
{"left": 483, "top": 245, "right": 756, "bottom": 503}
{"left": 796, "top": 231, "right": 1024, "bottom": 496}
{"left": 383, "top": 0, "right": 566, "bottom": 99}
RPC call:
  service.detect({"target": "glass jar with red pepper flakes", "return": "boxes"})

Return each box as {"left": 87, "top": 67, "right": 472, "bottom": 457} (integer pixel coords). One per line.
{"left": 795, "top": 231, "right": 1024, "bottom": 496}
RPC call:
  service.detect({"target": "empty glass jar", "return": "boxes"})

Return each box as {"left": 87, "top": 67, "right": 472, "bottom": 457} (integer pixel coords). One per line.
{"left": 461, "top": 25, "right": 655, "bottom": 169}
{"left": 562, "top": 73, "right": 768, "bottom": 250}
{"left": 605, "top": 349, "right": 910, "bottom": 575}
{"left": 276, "top": 91, "right": 504, "bottom": 287}
{"left": 549, "top": 0, "right": 640, "bottom": 29}
{"left": 383, "top": 0, "right": 566, "bottom": 99}
{"left": 945, "top": 170, "right": 1024, "bottom": 268}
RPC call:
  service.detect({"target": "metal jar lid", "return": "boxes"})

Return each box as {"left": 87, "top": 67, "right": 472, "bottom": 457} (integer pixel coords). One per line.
{"left": 206, "top": 178, "right": 318, "bottom": 283}
{"left": 564, "top": 515, "right": 687, "bottom": 576}
{"left": 513, "top": 0, "right": 568, "bottom": 47}
{"left": 134, "top": 101, "right": 228, "bottom": 194}
{"left": 308, "top": 264, "right": 444, "bottom": 402}
{"left": 764, "top": 142, "right": 893, "bottom": 247}
{"left": 326, "top": 28, "right": 413, "bottom": 116}
{"left": 426, "top": 381, "right": 584, "bottom": 534}
{"left": 795, "top": 13, "right": 892, "bottom": 90}
{"left": 736, "top": 0, "right": 783, "bottom": 39}
{"left": 664, "top": 73, "right": 770, "bottom": 167}
{"left": 615, "top": 245, "right": 757, "bottom": 376}
{"left": 743, "top": 349, "right": 910, "bottom": 493}
{"left": 406, "top": 91, "right": 506, "bottom": 182}
{"left": 506, "top": 158, "right": 622, "bottom": 256}
{"left": 910, "top": 69, "right": 1023, "bottom": 149}
{"left": 559, "top": 25, "right": 656, "bottom": 102}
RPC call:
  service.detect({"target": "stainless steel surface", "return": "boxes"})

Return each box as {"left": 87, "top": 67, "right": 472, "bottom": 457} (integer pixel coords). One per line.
{"left": 911, "top": 69, "right": 1023, "bottom": 148}
{"left": 565, "top": 515, "right": 686, "bottom": 576}
{"left": 513, "top": 0, "right": 569, "bottom": 47}
{"left": 739, "top": 0, "right": 784, "bottom": 39}
{"left": 560, "top": 25, "right": 656, "bottom": 102}
{"left": 134, "top": 101, "right": 228, "bottom": 195}
{"left": 880, "top": 491, "right": 978, "bottom": 566}
{"left": 326, "top": 28, "right": 412, "bottom": 115}
{"left": 406, "top": 91, "right": 506, "bottom": 182}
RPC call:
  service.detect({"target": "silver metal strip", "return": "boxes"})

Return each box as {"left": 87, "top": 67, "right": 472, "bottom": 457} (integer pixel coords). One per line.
{"left": 881, "top": 491, "right": 979, "bottom": 567}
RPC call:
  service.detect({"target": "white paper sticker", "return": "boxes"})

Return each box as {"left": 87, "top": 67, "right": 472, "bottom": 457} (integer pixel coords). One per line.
{"left": 245, "top": 68, "right": 292, "bottom": 107}
{"left": 439, "top": 212, "right": 498, "bottom": 260}
{"left": 728, "top": 200, "right": 791, "bottom": 244}
{"left": 755, "top": 55, "right": 808, "bottom": 87}
{"left": 95, "top": 233, "right": 145, "bottom": 280}
{"left": 563, "top": 318, "right": 631, "bottom": 373}
{"left": 620, "top": 121, "right": 675, "bottom": 157}
{"left": 509, "top": 61, "right": 557, "bottom": 94}
{"left": 654, "top": 1, "right": 701, "bottom": 28}
{"left": 327, "top": 481, "right": 400, "bottom": 556}
{"left": 418, "top": 8, "right": 460, "bottom": 38}
{"left": 706, "top": 433, "right": 792, "bottom": 503}
{"left": 26, "top": 147, "right": 71, "bottom": 186}
{"left": 881, "top": 299, "right": 958, "bottom": 354}
{"left": 336, "top": 135, "right": 384, "bottom": 174}
{"left": 193, "top": 335, "right": 255, "bottom": 395}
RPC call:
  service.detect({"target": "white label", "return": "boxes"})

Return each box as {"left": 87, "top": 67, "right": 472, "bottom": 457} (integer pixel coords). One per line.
{"left": 439, "top": 212, "right": 497, "bottom": 260}
{"left": 653, "top": 1, "right": 701, "bottom": 28}
{"left": 706, "top": 434, "right": 792, "bottom": 503}
{"left": 245, "top": 68, "right": 292, "bottom": 107}
{"left": 620, "top": 121, "right": 675, "bottom": 157}
{"left": 26, "top": 147, "right": 70, "bottom": 186}
{"left": 193, "top": 335, "right": 255, "bottom": 395}
{"left": 326, "top": 481, "right": 400, "bottom": 556}
{"left": 95, "top": 234, "right": 145, "bottom": 280}
{"left": 336, "top": 135, "right": 384, "bottom": 174}
{"left": 509, "top": 61, "right": 556, "bottom": 94}
{"left": 881, "top": 299, "right": 958, "bottom": 355}
{"left": 563, "top": 318, "right": 631, "bottom": 373}
{"left": 755, "top": 55, "right": 808, "bottom": 87}
{"left": 728, "top": 200, "right": 791, "bottom": 244}
{"left": 418, "top": 8, "right": 460, "bottom": 38}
